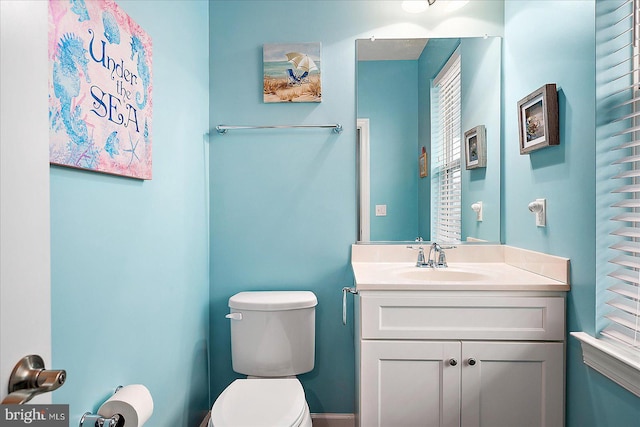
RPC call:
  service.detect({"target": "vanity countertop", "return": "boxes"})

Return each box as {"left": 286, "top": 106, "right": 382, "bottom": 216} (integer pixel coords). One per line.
{"left": 351, "top": 244, "right": 570, "bottom": 292}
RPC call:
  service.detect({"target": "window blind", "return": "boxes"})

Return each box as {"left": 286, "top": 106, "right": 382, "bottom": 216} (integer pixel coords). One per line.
{"left": 431, "top": 50, "right": 461, "bottom": 244}
{"left": 601, "top": 0, "right": 640, "bottom": 349}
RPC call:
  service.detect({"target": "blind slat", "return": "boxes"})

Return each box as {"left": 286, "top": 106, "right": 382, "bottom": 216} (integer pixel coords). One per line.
{"left": 612, "top": 169, "right": 640, "bottom": 179}
{"left": 607, "top": 298, "right": 640, "bottom": 316}
{"left": 611, "top": 240, "right": 640, "bottom": 253}
{"left": 611, "top": 227, "right": 640, "bottom": 238}
{"left": 612, "top": 199, "right": 640, "bottom": 208}
{"left": 605, "top": 313, "right": 640, "bottom": 333}
{"left": 612, "top": 183, "right": 640, "bottom": 193}
{"left": 609, "top": 284, "right": 640, "bottom": 300}
{"left": 608, "top": 268, "right": 640, "bottom": 285}
{"left": 612, "top": 212, "right": 640, "bottom": 222}
{"left": 612, "top": 153, "right": 640, "bottom": 164}
{"left": 601, "top": 326, "right": 639, "bottom": 347}
{"left": 611, "top": 254, "right": 640, "bottom": 268}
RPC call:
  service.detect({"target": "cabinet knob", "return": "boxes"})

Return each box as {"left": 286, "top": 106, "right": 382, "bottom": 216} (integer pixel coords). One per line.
{"left": 449, "top": 358, "right": 458, "bottom": 366}
{"left": 468, "top": 358, "right": 477, "bottom": 366}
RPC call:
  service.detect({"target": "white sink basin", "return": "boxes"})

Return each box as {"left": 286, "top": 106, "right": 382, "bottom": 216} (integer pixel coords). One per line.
{"left": 398, "top": 267, "right": 490, "bottom": 282}
{"left": 350, "top": 244, "right": 571, "bottom": 291}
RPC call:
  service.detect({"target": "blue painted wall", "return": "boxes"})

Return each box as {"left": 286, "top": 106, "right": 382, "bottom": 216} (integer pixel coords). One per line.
{"left": 503, "top": 1, "right": 640, "bottom": 426}
{"left": 209, "top": 0, "right": 504, "bottom": 414}
{"left": 460, "top": 37, "right": 501, "bottom": 242}
{"left": 357, "top": 60, "right": 419, "bottom": 241}
{"left": 50, "top": 1, "right": 210, "bottom": 426}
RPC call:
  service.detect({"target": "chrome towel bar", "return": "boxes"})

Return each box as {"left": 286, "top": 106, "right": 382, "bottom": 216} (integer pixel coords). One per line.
{"left": 216, "top": 123, "right": 343, "bottom": 135}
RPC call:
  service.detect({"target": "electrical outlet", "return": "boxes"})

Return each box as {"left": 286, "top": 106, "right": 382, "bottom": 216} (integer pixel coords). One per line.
{"left": 375, "top": 204, "right": 387, "bottom": 216}
{"left": 528, "top": 198, "right": 546, "bottom": 227}
{"left": 535, "top": 199, "right": 546, "bottom": 227}
{"left": 471, "top": 201, "right": 483, "bottom": 221}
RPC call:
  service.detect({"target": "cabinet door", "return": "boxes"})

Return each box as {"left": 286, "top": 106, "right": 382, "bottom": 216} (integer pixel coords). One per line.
{"left": 460, "top": 341, "right": 564, "bottom": 427}
{"left": 360, "top": 340, "right": 461, "bottom": 427}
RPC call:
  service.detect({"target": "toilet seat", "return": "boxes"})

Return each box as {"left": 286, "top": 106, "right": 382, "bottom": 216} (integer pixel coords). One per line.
{"left": 210, "top": 378, "right": 309, "bottom": 427}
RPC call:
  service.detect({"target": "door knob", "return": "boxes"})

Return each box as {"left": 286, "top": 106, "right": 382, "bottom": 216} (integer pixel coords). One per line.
{"left": 468, "top": 358, "right": 477, "bottom": 366}
{"left": 449, "top": 358, "right": 458, "bottom": 366}
{"left": 2, "top": 355, "right": 66, "bottom": 404}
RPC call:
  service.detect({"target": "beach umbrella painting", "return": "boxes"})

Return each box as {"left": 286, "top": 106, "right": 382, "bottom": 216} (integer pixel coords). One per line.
{"left": 263, "top": 42, "right": 322, "bottom": 103}
{"left": 286, "top": 52, "right": 318, "bottom": 74}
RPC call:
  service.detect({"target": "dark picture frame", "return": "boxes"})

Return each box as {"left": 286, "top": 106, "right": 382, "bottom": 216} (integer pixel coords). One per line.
{"left": 518, "top": 83, "right": 559, "bottom": 154}
{"left": 464, "top": 125, "right": 486, "bottom": 170}
{"left": 419, "top": 152, "right": 428, "bottom": 178}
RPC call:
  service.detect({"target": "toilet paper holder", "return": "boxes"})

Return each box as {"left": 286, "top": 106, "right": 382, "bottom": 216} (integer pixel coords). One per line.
{"left": 80, "top": 386, "right": 124, "bottom": 427}
{"left": 79, "top": 412, "right": 122, "bottom": 427}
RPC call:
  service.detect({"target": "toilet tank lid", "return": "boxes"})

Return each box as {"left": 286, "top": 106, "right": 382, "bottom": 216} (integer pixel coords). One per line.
{"left": 229, "top": 291, "right": 317, "bottom": 311}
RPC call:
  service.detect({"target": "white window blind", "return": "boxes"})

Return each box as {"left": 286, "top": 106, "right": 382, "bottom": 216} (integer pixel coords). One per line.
{"left": 430, "top": 50, "right": 461, "bottom": 244}
{"left": 600, "top": 0, "right": 640, "bottom": 349}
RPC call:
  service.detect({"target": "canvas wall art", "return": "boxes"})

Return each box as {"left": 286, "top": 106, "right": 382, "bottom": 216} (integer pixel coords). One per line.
{"left": 263, "top": 42, "right": 322, "bottom": 103}
{"left": 49, "top": 0, "right": 153, "bottom": 179}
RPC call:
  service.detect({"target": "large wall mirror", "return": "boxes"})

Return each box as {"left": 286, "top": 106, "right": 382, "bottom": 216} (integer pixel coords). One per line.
{"left": 356, "top": 36, "right": 501, "bottom": 243}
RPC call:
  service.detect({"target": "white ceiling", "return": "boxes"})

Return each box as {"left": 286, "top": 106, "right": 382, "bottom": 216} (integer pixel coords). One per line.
{"left": 357, "top": 38, "right": 430, "bottom": 61}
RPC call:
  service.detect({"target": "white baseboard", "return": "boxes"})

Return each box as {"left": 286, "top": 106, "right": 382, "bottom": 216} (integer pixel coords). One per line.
{"left": 311, "top": 413, "right": 355, "bottom": 427}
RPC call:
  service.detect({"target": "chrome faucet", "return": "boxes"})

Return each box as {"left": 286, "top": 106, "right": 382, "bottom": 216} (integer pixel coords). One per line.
{"left": 409, "top": 241, "right": 456, "bottom": 268}
{"left": 427, "top": 242, "right": 456, "bottom": 268}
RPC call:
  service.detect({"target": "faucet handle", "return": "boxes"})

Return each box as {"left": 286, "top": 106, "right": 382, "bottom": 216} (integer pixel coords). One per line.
{"left": 437, "top": 251, "right": 448, "bottom": 268}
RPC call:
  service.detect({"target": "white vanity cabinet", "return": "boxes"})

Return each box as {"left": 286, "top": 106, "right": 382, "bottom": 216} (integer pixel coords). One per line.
{"left": 355, "top": 292, "right": 566, "bottom": 427}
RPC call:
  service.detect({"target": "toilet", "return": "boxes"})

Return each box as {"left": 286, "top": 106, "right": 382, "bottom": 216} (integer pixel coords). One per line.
{"left": 210, "top": 290, "right": 318, "bottom": 427}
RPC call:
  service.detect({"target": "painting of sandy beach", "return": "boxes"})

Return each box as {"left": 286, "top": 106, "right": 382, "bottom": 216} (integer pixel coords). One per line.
{"left": 263, "top": 42, "right": 321, "bottom": 103}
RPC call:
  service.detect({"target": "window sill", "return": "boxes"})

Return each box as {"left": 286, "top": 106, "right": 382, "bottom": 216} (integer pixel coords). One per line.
{"left": 571, "top": 332, "right": 640, "bottom": 397}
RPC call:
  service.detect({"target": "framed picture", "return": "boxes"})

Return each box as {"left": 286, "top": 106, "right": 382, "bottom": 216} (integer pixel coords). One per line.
{"left": 464, "top": 125, "right": 486, "bottom": 170}
{"left": 263, "top": 42, "right": 322, "bottom": 103}
{"left": 48, "top": 0, "right": 153, "bottom": 180}
{"left": 419, "top": 152, "right": 428, "bottom": 178}
{"left": 517, "top": 83, "right": 559, "bottom": 154}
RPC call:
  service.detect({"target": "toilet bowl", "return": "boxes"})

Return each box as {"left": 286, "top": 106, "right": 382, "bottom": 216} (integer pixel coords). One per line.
{"left": 210, "top": 291, "right": 318, "bottom": 427}
{"left": 210, "top": 378, "right": 311, "bottom": 427}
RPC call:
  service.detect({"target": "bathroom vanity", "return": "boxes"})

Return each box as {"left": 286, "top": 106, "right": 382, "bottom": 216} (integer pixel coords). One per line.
{"left": 351, "top": 244, "right": 570, "bottom": 427}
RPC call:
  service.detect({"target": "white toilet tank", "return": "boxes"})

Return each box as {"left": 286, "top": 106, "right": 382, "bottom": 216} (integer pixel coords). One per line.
{"left": 227, "top": 291, "right": 317, "bottom": 377}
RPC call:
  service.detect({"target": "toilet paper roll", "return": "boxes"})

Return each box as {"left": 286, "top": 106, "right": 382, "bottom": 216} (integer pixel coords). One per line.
{"left": 98, "top": 384, "right": 154, "bottom": 427}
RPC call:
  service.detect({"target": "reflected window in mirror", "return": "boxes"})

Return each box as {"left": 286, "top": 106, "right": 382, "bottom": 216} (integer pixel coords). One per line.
{"left": 431, "top": 49, "right": 461, "bottom": 243}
